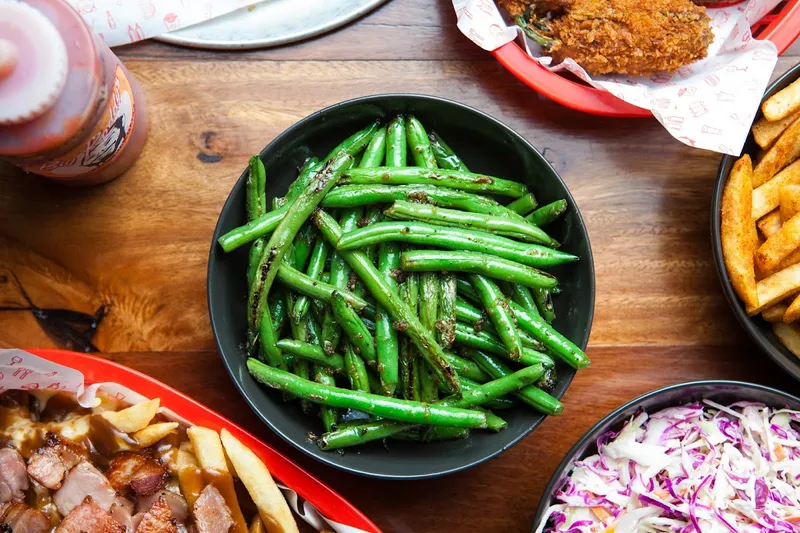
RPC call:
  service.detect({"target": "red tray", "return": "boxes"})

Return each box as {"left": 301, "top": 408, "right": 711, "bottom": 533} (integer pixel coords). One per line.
{"left": 27, "top": 349, "right": 381, "bottom": 533}
{"left": 493, "top": 0, "right": 800, "bottom": 117}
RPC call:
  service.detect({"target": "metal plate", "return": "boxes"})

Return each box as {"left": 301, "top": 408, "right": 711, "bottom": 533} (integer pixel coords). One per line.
{"left": 155, "top": 0, "right": 387, "bottom": 50}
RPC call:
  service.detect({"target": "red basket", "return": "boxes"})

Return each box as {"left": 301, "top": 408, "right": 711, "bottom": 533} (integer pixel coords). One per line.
{"left": 26, "top": 349, "right": 382, "bottom": 533}
{"left": 492, "top": 0, "right": 800, "bottom": 117}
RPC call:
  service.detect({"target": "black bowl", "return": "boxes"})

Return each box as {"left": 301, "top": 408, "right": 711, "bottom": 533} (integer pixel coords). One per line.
{"left": 530, "top": 380, "right": 800, "bottom": 532}
{"left": 208, "top": 94, "right": 595, "bottom": 479}
{"left": 712, "top": 63, "right": 800, "bottom": 383}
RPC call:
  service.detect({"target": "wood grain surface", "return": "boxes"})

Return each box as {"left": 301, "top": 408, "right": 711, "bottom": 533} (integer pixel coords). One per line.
{"left": 1, "top": 0, "right": 799, "bottom": 530}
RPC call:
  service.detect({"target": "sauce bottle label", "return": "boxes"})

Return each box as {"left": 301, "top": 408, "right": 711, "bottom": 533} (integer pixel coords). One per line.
{"left": 21, "top": 65, "right": 136, "bottom": 178}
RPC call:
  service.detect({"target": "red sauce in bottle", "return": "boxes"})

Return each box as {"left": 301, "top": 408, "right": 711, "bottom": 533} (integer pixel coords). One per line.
{"left": 0, "top": 0, "right": 149, "bottom": 185}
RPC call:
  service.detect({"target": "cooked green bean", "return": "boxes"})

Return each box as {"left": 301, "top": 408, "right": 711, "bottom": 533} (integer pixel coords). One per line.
{"left": 399, "top": 271, "right": 418, "bottom": 400}
{"left": 247, "top": 239, "right": 265, "bottom": 288}
{"left": 401, "top": 250, "right": 558, "bottom": 290}
{"left": 455, "top": 278, "right": 481, "bottom": 304}
{"left": 344, "top": 343, "right": 370, "bottom": 393}
{"left": 437, "top": 274, "right": 457, "bottom": 349}
{"left": 526, "top": 199, "right": 568, "bottom": 227}
{"left": 276, "top": 339, "right": 345, "bottom": 371}
{"left": 454, "top": 322, "right": 553, "bottom": 368}
{"left": 533, "top": 288, "right": 556, "bottom": 323}
{"left": 508, "top": 301, "right": 590, "bottom": 370}
{"left": 418, "top": 273, "right": 440, "bottom": 402}
{"left": 428, "top": 132, "right": 468, "bottom": 172}
{"left": 314, "top": 209, "right": 461, "bottom": 393}
{"left": 291, "top": 224, "right": 315, "bottom": 272}
{"left": 406, "top": 115, "right": 437, "bottom": 169}
{"left": 291, "top": 239, "right": 329, "bottom": 322}
{"left": 506, "top": 193, "right": 538, "bottom": 216}
{"left": 341, "top": 167, "right": 528, "bottom": 198}
{"left": 359, "top": 126, "right": 387, "bottom": 169}
{"left": 258, "top": 306, "right": 287, "bottom": 371}
{"left": 385, "top": 200, "right": 557, "bottom": 246}
{"left": 458, "top": 377, "right": 517, "bottom": 410}
{"left": 218, "top": 206, "right": 288, "bottom": 252}
{"left": 275, "top": 263, "right": 368, "bottom": 310}
{"left": 376, "top": 242, "right": 401, "bottom": 396}
{"left": 469, "top": 275, "right": 522, "bottom": 360}
{"left": 442, "top": 351, "right": 490, "bottom": 382}
{"left": 386, "top": 115, "right": 407, "bottom": 167}
{"left": 281, "top": 156, "right": 319, "bottom": 208}
{"left": 248, "top": 359, "right": 486, "bottom": 427}
{"left": 509, "top": 284, "right": 540, "bottom": 317}
{"left": 331, "top": 292, "right": 376, "bottom": 364}
{"left": 247, "top": 156, "right": 267, "bottom": 221}
{"left": 314, "top": 368, "right": 338, "bottom": 432}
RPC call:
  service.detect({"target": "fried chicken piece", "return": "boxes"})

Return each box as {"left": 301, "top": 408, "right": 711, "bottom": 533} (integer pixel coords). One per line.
{"left": 507, "top": 0, "right": 713, "bottom": 76}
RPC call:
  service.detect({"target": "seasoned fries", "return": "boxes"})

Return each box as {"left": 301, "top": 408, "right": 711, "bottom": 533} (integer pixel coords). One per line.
{"left": 748, "top": 263, "right": 800, "bottom": 315}
{"left": 762, "top": 78, "right": 800, "bottom": 122}
{"left": 753, "top": 111, "right": 800, "bottom": 149}
{"left": 134, "top": 421, "right": 178, "bottom": 447}
{"left": 773, "top": 322, "right": 800, "bottom": 358}
{"left": 100, "top": 397, "right": 159, "bottom": 432}
{"left": 785, "top": 295, "right": 800, "bottom": 324}
{"left": 752, "top": 159, "right": 800, "bottom": 219}
{"left": 780, "top": 183, "right": 800, "bottom": 221}
{"left": 757, "top": 211, "right": 782, "bottom": 239}
{"left": 762, "top": 303, "right": 789, "bottom": 322}
{"left": 752, "top": 119, "right": 800, "bottom": 187}
{"left": 755, "top": 213, "right": 800, "bottom": 274}
{"left": 721, "top": 155, "right": 759, "bottom": 309}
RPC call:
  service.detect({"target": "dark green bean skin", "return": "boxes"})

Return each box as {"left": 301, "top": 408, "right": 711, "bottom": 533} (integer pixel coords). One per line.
{"left": 455, "top": 278, "right": 481, "bottom": 304}
{"left": 269, "top": 291, "right": 287, "bottom": 336}
{"left": 218, "top": 206, "right": 287, "bottom": 252}
{"left": 323, "top": 120, "right": 380, "bottom": 165}
{"left": 248, "top": 359, "right": 486, "bottom": 427}
{"left": 247, "top": 239, "right": 265, "bottom": 288}
{"left": 276, "top": 339, "right": 345, "bottom": 371}
{"left": 247, "top": 156, "right": 267, "bottom": 221}
{"left": 247, "top": 152, "right": 352, "bottom": 344}
{"left": 313, "top": 210, "right": 461, "bottom": 393}
{"left": 317, "top": 365, "right": 543, "bottom": 450}
{"left": 336, "top": 221, "right": 577, "bottom": 269}
{"left": 292, "top": 239, "right": 329, "bottom": 322}
{"left": 457, "top": 377, "right": 517, "bottom": 410}
{"left": 359, "top": 126, "right": 387, "bottom": 169}
{"left": 258, "top": 306, "right": 288, "bottom": 371}
{"left": 385, "top": 200, "right": 557, "bottom": 246}
{"left": 454, "top": 322, "right": 550, "bottom": 367}
{"left": 341, "top": 167, "right": 528, "bottom": 198}
{"left": 275, "top": 264, "right": 368, "bottom": 310}
{"left": 469, "top": 350, "right": 563, "bottom": 415}
{"left": 418, "top": 273, "right": 440, "bottom": 403}
{"left": 376, "top": 242, "right": 401, "bottom": 396}
{"left": 385, "top": 115, "right": 407, "bottom": 167}
{"left": 399, "top": 272, "right": 418, "bottom": 400}
{"left": 362, "top": 207, "right": 382, "bottom": 265}
{"left": 526, "top": 199, "right": 568, "bottom": 227}
{"left": 442, "top": 351, "right": 489, "bottom": 382}
{"left": 314, "top": 368, "right": 338, "bottom": 432}
{"left": 292, "top": 224, "right": 315, "bottom": 272}
{"left": 437, "top": 274, "right": 457, "bottom": 349}
{"left": 331, "top": 292, "right": 376, "bottom": 364}
{"left": 322, "top": 184, "right": 514, "bottom": 218}
{"left": 469, "top": 274, "right": 522, "bottom": 360}
{"left": 533, "top": 288, "right": 556, "bottom": 323}
{"left": 506, "top": 193, "right": 538, "bottom": 216}
{"left": 510, "top": 284, "right": 540, "bottom": 317}
{"left": 406, "top": 115, "right": 437, "bottom": 169}
{"left": 401, "top": 250, "right": 558, "bottom": 290}
{"left": 321, "top": 312, "right": 341, "bottom": 356}
{"left": 344, "top": 343, "right": 370, "bottom": 393}
{"left": 508, "top": 301, "right": 590, "bottom": 370}
{"left": 428, "top": 132, "right": 468, "bottom": 172}
{"left": 281, "top": 156, "right": 320, "bottom": 207}
{"left": 454, "top": 300, "right": 546, "bottom": 353}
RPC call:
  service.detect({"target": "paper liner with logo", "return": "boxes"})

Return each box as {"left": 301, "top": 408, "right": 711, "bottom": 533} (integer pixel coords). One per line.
{"left": 0, "top": 348, "right": 380, "bottom": 533}
{"left": 452, "top": 0, "right": 781, "bottom": 155}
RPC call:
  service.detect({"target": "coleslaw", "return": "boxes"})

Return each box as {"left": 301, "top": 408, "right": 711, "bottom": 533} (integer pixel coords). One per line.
{"left": 535, "top": 400, "right": 800, "bottom": 533}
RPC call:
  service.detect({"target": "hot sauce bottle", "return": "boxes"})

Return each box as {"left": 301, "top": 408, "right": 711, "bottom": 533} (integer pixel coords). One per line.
{"left": 0, "top": 0, "right": 149, "bottom": 185}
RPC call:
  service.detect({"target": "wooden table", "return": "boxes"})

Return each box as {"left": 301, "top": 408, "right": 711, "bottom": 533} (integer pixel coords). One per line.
{"left": 2, "top": 2, "right": 799, "bottom": 531}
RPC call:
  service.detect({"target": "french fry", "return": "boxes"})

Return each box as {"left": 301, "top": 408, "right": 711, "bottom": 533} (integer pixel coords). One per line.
{"left": 772, "top": 322, "right": 800, "bottom": 358}
{"left": 722, "top": 155, "right": 759, "bottom": 310}
{"left": 762, "top": 303, "right": 789, "bottom": 322}
{"left": 757, "top": 210, "right": 782, "bottom": 238}
{"left": 755, "top": 213, "right": 800, "bottom": 273}
{"left": 777, "top": 248, "right": 800, "bottom": 272}
{"left": 752, "top": 159, "right": 800, "bottom": 219}
{"left": 187, "top": 426, "right": 228, "bottom": 472}
{"left": 762, "top": 78, "right": 800, "bottom": 122}
{"left": 133, "top": 422, "right": 178, "bottom": 447}
{"left": 220, "top": 429, "right": 299, "bottom": 533}
{"left": 752, "top": 117, "right": 800, "bottom": 187}
{"left": 785, "top": 294, "right": 800, "bottom": 323}
{"left": 100, "top": 398, "right": 159, "bottom": 433}
{"left": 780, "top": 184, "right": 800, "bottom": 221}
{"left": 250, "top": 516, "right": 267, "bottom": 533}
{"left": 753, "top": 110, "right": 800, "bottom": 149}
{"left": 747, "top": 263, "right": 800, "bottom": 315}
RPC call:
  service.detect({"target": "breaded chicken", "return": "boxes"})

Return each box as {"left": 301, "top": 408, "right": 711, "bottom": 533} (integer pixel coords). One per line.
{"left": 500, "top": 0, "right": 713, "bottom": 76}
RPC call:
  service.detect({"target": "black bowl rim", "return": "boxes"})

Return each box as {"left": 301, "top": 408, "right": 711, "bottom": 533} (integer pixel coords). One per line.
{"left": 530, "top": 379, "right": 800, "bottom": 532}
{"left": 711, "top": 63, "right": 800, "bottom": 383}
{"left": 208, "top": 93, "right": 596, "bottom": 479}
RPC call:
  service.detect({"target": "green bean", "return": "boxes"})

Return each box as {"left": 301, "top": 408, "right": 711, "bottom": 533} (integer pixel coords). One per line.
{"left": 401, "top": 250, "right": 558, "bottom": 290}
{"left": 248, "top": 359, "right": 486, "bottom": 427}
{"left": 331, "top": 292, "right": 376, "bottom": 364}
{"left": 275, "top": 264, "right": 368, "bottom": 310}
{"left": 385, "top": 200, "right": 557, "bottom": 246}
{"left": 455, "top": 278, "right": 481, "bottom": 304}
{"left": 526, "top": 199, "right": 568, "bottom": 227}
{"left": 293, "top": 359, "right": 314, "bottom": 414}
{"left": 321, "top": 312, "right": 341, "bottom": 356}
{"left": 343, "top": 343, "right": 370, "bottom": 393}
{"left": 418, "top": 273, "right": 440, "bottom": 403}
{"left": 341, "top": 167, "right": 528, "bottom": 198}
{"left": 406, "top": 115, "right": 438, "bottom": 169}
{"left": 317, "top": 365, "right": 543, "bottom": 450}
{"left": 292, "top": 238, "right": 329, "bottom": 323}
{"left": 247, "top": 239, "right": 265, "bottom": 288}
{"left": 393, "top": 427, "right": 469, "bottom": 442}
{"left": 258, "top": 306, "right": 287, "bottom": 371}
{"left": 362, "top": 207, "right": 382, "bottom": 265}
{"left": 399, "top": 272, "right": 418, "bottom": 400}
{"left": 359, "top": 126, "right": 387, "bottom": 169}
{"left": 457, "top": 377, "right": 517, "bottom": 410}
{"left": 322, "top": 184, "right": 517, "bottom": 219}
{"left": 281, "top": 156, "right": 320, "bottom": 208}
{"left": 376, "top": 242, "right": 401, "bottom": 396}
{"left": 437, "top": 274, "right": 457, "bottom": 349}
{"left": 218, "top": 206, "right": 287, "bottom": 252}
{"left": 247, "top": 156, "right": 267, "bottom": 221}
{"left": 509, "top": 284, "right": 540, "bottom": 317}
{"left": 313, "top": 210, "right": 461, "bottom": 393}
{"left": 323, "top": 120, "right": 381, "bottom": 166}
{"left": 386, "top": 115, "right": 407, "bottom": 167}
{"left": 506, "top": 193, "right": 538, "bottom": 216}
{"left": 336, "top": 221, "right": 577, "bottom": 269}
{"left": 314, "top": 368, "right": 338, "bottom": 432}
{"left": 533, "top": 288, "right": 556, "bottom": 323}
{"left": 276, "top": 339, "right": 345, "bottom": 371}
{"left": 366, "top": 368, "right": 383, "bottom": 395}
{"left": 454, "top": 323, "right": 553, "bottom": 368}
{"left": 469, "top": 350, "right": 562, "bottom": 415}
{"left": 442, "top": 351, "right": 489, "bottom": 383}
{"left": 247, "top": 152, "right": 352, "bottom": 342}
{"left": 455, "top": 299, "right": 487, "bottom": 327}
{"left": 428, "top": 132, "right": 468, "bottom": 172}
{"left": 269, "top": 291, "right": 288, "bottom": 336}
{"left": 292, "top": 224, "right": 315, "bottom": 272}
{"left": 469, "top": 275, "right": 522, "bottom": 360}
{"left": 508, "top": 301, "right": 590, "bottom": 370}
{"left": 454, "top": 301, "right": 546, "bottom": 353}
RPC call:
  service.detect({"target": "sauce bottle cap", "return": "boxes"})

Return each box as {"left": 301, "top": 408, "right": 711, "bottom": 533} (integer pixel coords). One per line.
{"left": 0, "top": 1, "right": 69, "bottom": 125}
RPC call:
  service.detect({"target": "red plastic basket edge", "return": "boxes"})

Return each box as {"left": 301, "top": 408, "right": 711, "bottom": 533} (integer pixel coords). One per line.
{"left": 492, "top": 0, "right": 800, "bottom": 117}
{"left": 26, "top": 349, "right": 382, "bottom": 533}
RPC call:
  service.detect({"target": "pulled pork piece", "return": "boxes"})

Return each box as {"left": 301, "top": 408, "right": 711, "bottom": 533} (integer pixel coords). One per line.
{"left": 137, "top": 490, "right": 189, "bottom": 523}
{"left": 54, "top": 462, "right": 116, "bottom": 517}
{"left": 192, "top": 486, "right": 234, "bottom": 533}
{"left": 27, "top": 433, "right": 88, "bottom": 490}
{"left": 135, "top": 496, "right": 177, "bottom": 533}
{"left": 0, "top": 503, "right": 51, "bottom": 533}
{"left": 106, "top": 452, "right": 167, "bottom": 497}
{"left": 55, "top": 497, "right": 125, "bottom": 533}
{"left": 0, "top": 448, "right": 29, "bottom": 504}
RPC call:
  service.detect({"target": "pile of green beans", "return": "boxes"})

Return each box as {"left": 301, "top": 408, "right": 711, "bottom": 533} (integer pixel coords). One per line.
{"left": 219, "top": 115, "right": 590, "bottom": 450}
